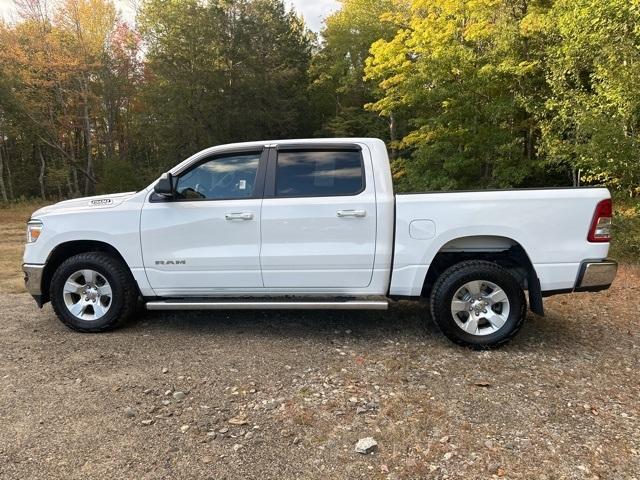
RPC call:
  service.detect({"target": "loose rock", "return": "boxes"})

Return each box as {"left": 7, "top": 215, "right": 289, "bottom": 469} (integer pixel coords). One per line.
{"left": 173, "top": 391, "right": 186, "bottom": 401}
{"left": 355, "top": 437, "right": 378, "bottom": 454}
{"left": 228, "top": 415, "right": 248, "bottom": 425}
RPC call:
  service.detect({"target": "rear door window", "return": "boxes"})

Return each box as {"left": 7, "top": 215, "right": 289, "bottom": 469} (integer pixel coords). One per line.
{"left": 275, "top": 149, "right": 364, "bottom": 198}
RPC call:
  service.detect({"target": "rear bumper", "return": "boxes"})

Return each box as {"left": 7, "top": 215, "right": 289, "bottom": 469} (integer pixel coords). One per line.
{"left": 574, "top": 259, "right": 618, "bottom": 292}
{"left": 23, "top": 263, "right": 45, "bottom": 307}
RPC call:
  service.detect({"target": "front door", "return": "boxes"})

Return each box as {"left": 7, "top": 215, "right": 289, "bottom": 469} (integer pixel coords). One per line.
{"left": 140, "top": 149, "right": 266, "bottom": 296}
{"left": 260, "top": 145, "right": 377, "bottom": 289}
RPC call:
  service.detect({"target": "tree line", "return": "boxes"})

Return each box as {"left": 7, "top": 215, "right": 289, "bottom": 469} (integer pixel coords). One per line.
{"left": 0, "top": 0, "right": 638, "bottom": 202}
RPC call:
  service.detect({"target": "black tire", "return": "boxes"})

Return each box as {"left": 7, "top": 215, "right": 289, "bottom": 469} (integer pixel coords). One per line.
{"left": 429, "top": 260, "right": 526, "bottom": 349}
{"left": 50, "top": 252, "right": 138, "bottom": 332}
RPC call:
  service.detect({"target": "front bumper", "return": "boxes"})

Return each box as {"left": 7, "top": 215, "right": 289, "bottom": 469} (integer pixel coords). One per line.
{"left": 575, "top": 259, "right": 618, "bottom": 292}
{"left": 23, "top": 263, "right": 45, "bottom": 307}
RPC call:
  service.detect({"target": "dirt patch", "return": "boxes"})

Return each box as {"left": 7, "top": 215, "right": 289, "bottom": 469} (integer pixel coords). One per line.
{"left": 0, "top": 265, "right": 638, "bottom": 479}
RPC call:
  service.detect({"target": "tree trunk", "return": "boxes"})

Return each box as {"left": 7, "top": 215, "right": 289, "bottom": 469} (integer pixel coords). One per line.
{"left": 105, "top": 94, "right": 116, "bottom": 160}
{"left": 66, "top": 173, "right": 73, "bottom": 197}
{"left": 389, "top": 111, "right": 397, "bottom": 161}
{"left": 0, "top": 136, "right": 13, "bottom": 200}
{"left": 527, "top": 126, "right": 534, "bottom": 162}
{"left": 0, "top": 145, "right": 8, "bottom": 202}
{"left": 37, "top": 144, "right": 46, "bottom": 200}
{"left": 5, "top": 151, "right": 14, "bottom": 200}
{"left": 70, "top": 132, "right": 81, "bottom": 196}
{"left": 81, "top": 81, "right": 94, "bottom": 196}
{"left": 72, "top": 166, "right": 80, "bottom": 197}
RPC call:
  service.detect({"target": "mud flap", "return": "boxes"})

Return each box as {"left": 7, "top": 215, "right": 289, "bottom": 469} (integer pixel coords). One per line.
{"left": 528, "top": 273, "right": 544, "bottom": 316}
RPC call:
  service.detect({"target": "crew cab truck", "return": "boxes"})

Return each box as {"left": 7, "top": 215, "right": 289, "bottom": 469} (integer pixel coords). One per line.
{"left": 23, "top": 138, "right": 618, "bottom": 348}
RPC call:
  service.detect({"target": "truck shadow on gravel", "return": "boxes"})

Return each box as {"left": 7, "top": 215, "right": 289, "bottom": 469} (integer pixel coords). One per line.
{"left": 133, "top": 302, "right": 435, "bottom": 338}
{"left": 120, "top": 301, "right": 580, "bottom": 352}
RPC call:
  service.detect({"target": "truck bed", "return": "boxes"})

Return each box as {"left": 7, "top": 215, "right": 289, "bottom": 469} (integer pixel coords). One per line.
{"left": 389, "top": 187, "right": 611, "bottom": 296}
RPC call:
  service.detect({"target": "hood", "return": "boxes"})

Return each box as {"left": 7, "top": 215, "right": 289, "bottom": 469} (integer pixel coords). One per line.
{"left": 31, "top": 192, "right": 137, "bottom": 218}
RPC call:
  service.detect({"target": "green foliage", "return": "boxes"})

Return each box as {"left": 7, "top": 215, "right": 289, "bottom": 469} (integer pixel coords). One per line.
{"left": 309, "top": 0, "right": 399, "bottom": 138}
{"left": 0, "top": 0, "right": 638, "bottom": 202}
{"left": 610, "top": 195, "right": 640, "bottom": 262}
{"left": 539, "top": 0, "right": 640, "bottom": 195}
{"left": 45, "top": 163, "right": 72, "bottom": 198}
{"left": 364, "top": 0, "right": 640, "bottom": 193}
{"left": 96, "top": 158, "right": 143, "bottom": 194}
{"left": 138, "top": 0, "right": 316, "bottom": 169}
{"left": 365, "top": 0, "right": 550, "bottom": 190}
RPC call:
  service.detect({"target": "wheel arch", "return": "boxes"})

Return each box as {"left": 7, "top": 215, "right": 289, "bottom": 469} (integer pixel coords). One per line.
{"left": 421, "top": 235, "right": 544, "bottom": 316}
{"left": 40, "top": 240, "right": 132, "bottom": 305}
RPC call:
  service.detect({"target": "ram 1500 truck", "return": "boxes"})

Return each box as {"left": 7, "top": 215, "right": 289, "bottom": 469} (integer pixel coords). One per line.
{"left": 22, "top": 138, "right": 618, "bottom": 348}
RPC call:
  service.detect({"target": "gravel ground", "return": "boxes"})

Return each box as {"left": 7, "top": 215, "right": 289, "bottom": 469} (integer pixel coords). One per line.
{"left": 0, "top": 265, "right": 638, "bottom": 480}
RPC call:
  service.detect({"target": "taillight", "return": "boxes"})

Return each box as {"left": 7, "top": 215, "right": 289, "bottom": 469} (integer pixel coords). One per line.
{"left": 587, "top": 199, "right": 612, "bottom": 242}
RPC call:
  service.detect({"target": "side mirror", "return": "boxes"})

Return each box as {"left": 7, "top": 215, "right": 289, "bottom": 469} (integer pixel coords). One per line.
{"left": 154, "top": 172, "right": 175, "bottom": 196}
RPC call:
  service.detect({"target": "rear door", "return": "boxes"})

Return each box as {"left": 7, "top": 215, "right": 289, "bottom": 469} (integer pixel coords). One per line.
{"left": 260, "top": 144, "right": 377, "bottom": 289}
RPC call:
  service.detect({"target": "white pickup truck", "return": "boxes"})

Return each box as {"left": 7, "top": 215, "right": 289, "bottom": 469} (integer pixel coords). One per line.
{"left": 23, "top": 138, "right": 617, "bottom": 348}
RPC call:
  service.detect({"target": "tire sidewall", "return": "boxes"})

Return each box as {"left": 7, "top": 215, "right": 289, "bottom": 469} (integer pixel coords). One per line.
{"left": 432, "top": 264, "right": 525, "bottom": 347}
{"left": 51, "top": 255, "right": 126, "bottom": 331}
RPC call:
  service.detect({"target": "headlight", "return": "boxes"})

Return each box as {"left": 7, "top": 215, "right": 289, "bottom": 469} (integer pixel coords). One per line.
{"left": 27, "top": 220, "right": 43, "bottom": 243}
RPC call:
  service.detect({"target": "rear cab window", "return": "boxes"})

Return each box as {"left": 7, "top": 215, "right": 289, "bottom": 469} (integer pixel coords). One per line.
{"left": 275, "top": 149, "right": 365, "bottom": 198}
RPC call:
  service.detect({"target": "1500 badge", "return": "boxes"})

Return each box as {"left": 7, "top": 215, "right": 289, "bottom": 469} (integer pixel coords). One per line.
{"left": 89, "top": 198, "right": 113, "bottom": 206}
{"left": 155, "top": 260, "right": 186, "bottom": 265}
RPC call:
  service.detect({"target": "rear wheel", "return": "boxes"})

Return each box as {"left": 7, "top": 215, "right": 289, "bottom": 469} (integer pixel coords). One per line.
{"left": 429, "top": 260, "right": 526, "bottom": 349}
{"left": 50, "top": 252, "right": 138, "bottom": 332}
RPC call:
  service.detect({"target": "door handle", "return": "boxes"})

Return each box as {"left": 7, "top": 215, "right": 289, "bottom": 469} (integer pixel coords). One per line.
{"left": 225, "top": 212, "right": 254, "bottom": 221}
{"left": 337, "top": 209, "right": 366, "bottom": 218}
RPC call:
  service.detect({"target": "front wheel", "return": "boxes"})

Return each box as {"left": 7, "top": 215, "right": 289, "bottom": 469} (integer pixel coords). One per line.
{"left": 50, "top": 252, "right": 138, "bottom": 332}
{"left": 429, "top": 260, "right": 527, "bottom": 349}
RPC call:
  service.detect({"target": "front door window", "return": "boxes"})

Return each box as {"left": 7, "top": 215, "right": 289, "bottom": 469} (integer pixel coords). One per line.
{"left": 175, "top": 153, "right": 260, "bottom": 200}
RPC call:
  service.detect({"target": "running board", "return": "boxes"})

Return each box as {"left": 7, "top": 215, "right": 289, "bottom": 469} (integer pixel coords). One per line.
{"left": 145, "top": 299, "right": 389, "bottom": 311}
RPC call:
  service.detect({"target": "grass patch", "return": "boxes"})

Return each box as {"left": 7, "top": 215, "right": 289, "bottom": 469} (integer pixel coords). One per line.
{"left": 0, "top": 202, "right": 47, "bottom": 294}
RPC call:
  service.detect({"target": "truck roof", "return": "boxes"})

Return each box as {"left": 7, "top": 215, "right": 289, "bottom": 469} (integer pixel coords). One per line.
{"left": 207, "top": 137, "right": 383, "bottom": 149}
{"left": 169, "top": 138, "right": 386, "bottom": 175}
